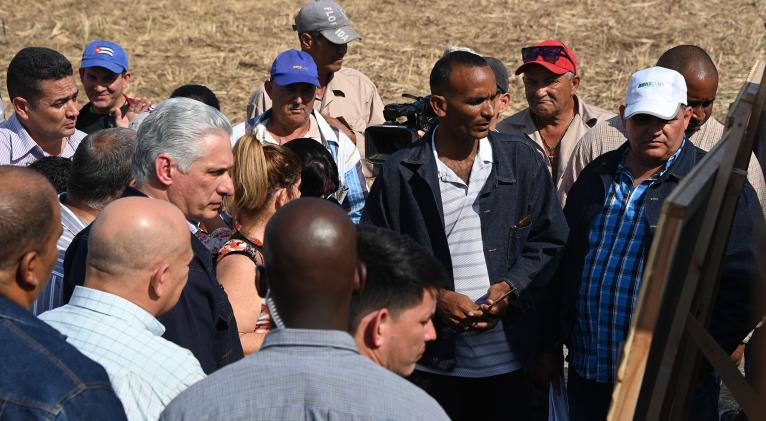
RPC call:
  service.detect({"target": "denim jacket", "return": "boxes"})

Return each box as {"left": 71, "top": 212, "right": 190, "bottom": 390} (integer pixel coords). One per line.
{"left": 0, "top": 296, "right": 127, "bottom": 420}
{"left": 362, "top": 128, "right": 568, "bottom": 370}
{"left": 555, "top": 140, "right": 763, "bottom": 354}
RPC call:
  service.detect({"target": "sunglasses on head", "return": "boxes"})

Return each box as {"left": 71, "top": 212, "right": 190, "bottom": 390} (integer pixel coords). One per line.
{"left": 521, "top": 45, "right": 568, "bottom": 64}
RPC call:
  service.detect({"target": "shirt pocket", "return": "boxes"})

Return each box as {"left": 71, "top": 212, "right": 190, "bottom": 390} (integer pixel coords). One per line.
{"left": 506, "top": 215, "right": 533, "bottom": 268}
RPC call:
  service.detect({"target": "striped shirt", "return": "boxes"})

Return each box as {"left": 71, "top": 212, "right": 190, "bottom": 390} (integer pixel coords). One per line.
{"left": 41, "top": 286, "right": 206, "bottom": 421}
{"left": 30, "top": 194, "right": 88, "bottom": 315}
{"left": 562, "top": 116, "right": 766, "bottom": 214}
{"left": 417, "top": 130, "right": 520, "bottom": 378}
{"left": 0, "top": 113, "right": 86, "bottom": 166}
{"left": 570, "top": 141, "right": 684, "bottom": 383}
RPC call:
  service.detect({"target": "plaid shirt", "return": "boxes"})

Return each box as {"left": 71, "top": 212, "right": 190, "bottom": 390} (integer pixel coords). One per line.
{"left": 570, "top": 140, "right": 684, "bottom": 383}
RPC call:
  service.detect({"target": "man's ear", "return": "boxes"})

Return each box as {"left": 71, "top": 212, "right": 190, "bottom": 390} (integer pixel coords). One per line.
{"left": 619, "top": 105, "right": 626, "bottom": 121}
{"left": 16, "top": 250, "right": 44, "bottom": 292}
{"left": 78, "top": 68, "right": 86, "bottom": 82}
{"left": 154, "top": 154, "right": 174, "bottom": 187}
{"left": 12, "top": 97, "right": 31, "bottom": 120}
{"left": 429, "top": 95, "right": 448, "bottom": 118}
{"left": 681, "top": 105, "right": 693, "bottom": 128}
{"left": 122, "top": 71, "right": 133, "bottom": 84}
{"left": 265, "top": 80, "right": 273, "bottom": 97}
{"left": 570, "top": 75, "right": 581, "bottom": 93}
{"left": 498, "top": 93, "right": 512, "bottom": 114}
{"left": 364, "top": 308, "right": 389, "bottom": 349}
{"left": 148, "top": 263, "right": 170, "bottom": 301}
{"left": 299, "top": 32, "right": 313, "bottom": 51}
{"left": 354, "top": 261, "right": 367, "bottom": 293}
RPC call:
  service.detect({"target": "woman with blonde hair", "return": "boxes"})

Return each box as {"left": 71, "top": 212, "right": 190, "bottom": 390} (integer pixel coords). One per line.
{"left": 216, "top": 134, "right": 301, "bottom": 354}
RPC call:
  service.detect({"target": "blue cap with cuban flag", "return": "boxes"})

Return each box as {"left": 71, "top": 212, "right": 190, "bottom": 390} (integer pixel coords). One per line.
{"left": 80, "top": 40, "right": 128, "bottom": 74}
{"left": 270, "top": 49, "right": 320, "bottom": 87}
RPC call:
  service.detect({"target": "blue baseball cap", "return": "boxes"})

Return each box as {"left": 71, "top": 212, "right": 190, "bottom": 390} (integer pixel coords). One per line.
{"left": 270, "top": 49, "right": 320, "bottom": 87}
{"left": 81, "top": 40, "right": 128, "bottom": 74}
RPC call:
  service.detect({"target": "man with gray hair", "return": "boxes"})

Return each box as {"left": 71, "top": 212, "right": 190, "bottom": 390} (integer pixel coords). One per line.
{"left": 63, "top": 97, "right": 245, "bottom": 374}
{"left": 31, "top": 127, "right": 136, "bottom": 315}
{"left": 497, "top": 40, "right": 614, "bottom": 203}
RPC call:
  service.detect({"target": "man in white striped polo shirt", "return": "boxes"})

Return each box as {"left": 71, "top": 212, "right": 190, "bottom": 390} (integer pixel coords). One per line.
{"left": 363, "top": 51, "right": 568, "bottom": 420}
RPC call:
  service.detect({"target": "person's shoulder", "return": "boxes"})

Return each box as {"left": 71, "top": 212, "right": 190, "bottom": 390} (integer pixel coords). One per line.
{"left": 161, "top": 351, "right": 267, "bottom": 417}
{"left": 496, "top": 108, "right": 530, "bottom": 134}
{"left": 684, "top": 139, "right": 708, "bottom": 160}
{"left": 0, "top": 115, "right": 19, "bottom": 139}
{"left": 356, "top": 361, "right": 449, "bottom": 418}
{"left": 690, "top": 117, "right": 725, "bottom": 151}
{"left": 579, "top": 114, "right": 626, "bottom": 148}
{"left": 381, "top": 136, "right": 429, "bottom": 169}
{"left": 2, "top": 304, "right": 114, "bottom": 388}
{"left": 587, "top": 114, "right": 625, "bottom": 137}
{"left": 579, "top": 98, "right": 617, "bottom": 124}
{"left": 489, "top": 130, "right": 546, "bottom": 164}
{"left": 72, "top": 129, "right": 87, "bottom": 142}
{"left": 337, "top": 66, "right": 376, "bottom": 86}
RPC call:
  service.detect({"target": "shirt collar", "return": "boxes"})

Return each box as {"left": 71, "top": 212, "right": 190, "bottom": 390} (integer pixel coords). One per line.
{"left": 187, "top": 220, "right": 200, "bottom": 234}
{"left": 619, "top": 137, "right": 687, "bottom": 180}
{"left": 260, "top": 328, "right": 359, "bottom": 353}
{"left": 69, "top": 286, "right": 165, "bottom": 336}
{"left": 7, "top": 113, "right": 42, "bottom": 161}
{"left": 253, "top": 112, "right": 333, "bottom": 146}
{"left": 6, "top": 113, "right": 83, "bottom": 161}
{"left": 430, "top": 127, "right": 492, "bottom": 164}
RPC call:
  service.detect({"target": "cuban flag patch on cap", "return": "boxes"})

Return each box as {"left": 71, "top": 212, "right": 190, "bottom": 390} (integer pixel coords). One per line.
{"left": 94, "top": 46, "right": 115, "bottom": 56}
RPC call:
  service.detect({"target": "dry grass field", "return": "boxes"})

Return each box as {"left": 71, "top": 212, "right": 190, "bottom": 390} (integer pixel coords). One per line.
{"left": 0, "top": 0, "right": 762, "bottom": 413}
{"left": 1, "top": 0, "right": 765, "bottom": 124}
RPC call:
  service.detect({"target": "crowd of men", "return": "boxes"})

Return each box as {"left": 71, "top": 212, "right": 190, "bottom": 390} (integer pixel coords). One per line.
{"left": 1, "top": 1, "right": 764, "bottom": 420}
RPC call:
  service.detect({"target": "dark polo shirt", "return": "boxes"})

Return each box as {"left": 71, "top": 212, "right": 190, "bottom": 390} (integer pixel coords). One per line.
{"left": 75, "top": 99, "right": 130, "bottom": 134}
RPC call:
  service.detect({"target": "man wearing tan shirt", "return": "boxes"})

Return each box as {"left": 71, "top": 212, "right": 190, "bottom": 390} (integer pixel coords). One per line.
{"left": 562, "top": 45, "right": 766, "bottom": 212}
{"left": 497, "top": 40, "right": 614, "bottom": 203}
{"left": 246, "top": 0, "right": 384, "bottom": 176}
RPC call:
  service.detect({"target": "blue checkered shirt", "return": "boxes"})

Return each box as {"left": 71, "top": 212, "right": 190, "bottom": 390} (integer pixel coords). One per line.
{"left": 570, "top": 140, "right": 684, "bottom": 383}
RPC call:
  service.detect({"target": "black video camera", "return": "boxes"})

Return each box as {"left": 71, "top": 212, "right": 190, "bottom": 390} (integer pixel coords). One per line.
{"left": 364, "top": 94, "right": 438, "bottom": 177}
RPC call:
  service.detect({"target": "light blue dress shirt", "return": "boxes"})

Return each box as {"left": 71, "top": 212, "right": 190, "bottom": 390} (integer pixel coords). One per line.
{"left": 41, "top": 286, "right": 206, "bottom": 421}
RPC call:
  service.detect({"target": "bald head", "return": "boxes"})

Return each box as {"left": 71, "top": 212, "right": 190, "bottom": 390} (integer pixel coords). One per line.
{"left": 0, "top": 166, "right": 58, "bottom": 270}
{"left": 657, "top": 45, "right": 719, "bottom": 134}
{"left": 657, "top": 45, "right": 718, "bottom": 82}
{"left": 86, "top": 197, "right": 192, "bottom": 315}
{"left": 264, "top": 198, "right": 358, "bottom": 330}
{"left": 0, "top": 166, "right": 60, "bottom": 306}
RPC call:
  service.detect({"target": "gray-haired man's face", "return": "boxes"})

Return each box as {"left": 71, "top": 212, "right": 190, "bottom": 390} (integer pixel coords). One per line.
{"left": 167, "top": 131, "right": 234, "bottom": 222}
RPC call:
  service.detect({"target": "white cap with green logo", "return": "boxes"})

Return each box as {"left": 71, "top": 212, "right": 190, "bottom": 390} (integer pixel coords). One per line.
{"left": 625, "top": 66, "right": 688, "bottom": 120}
